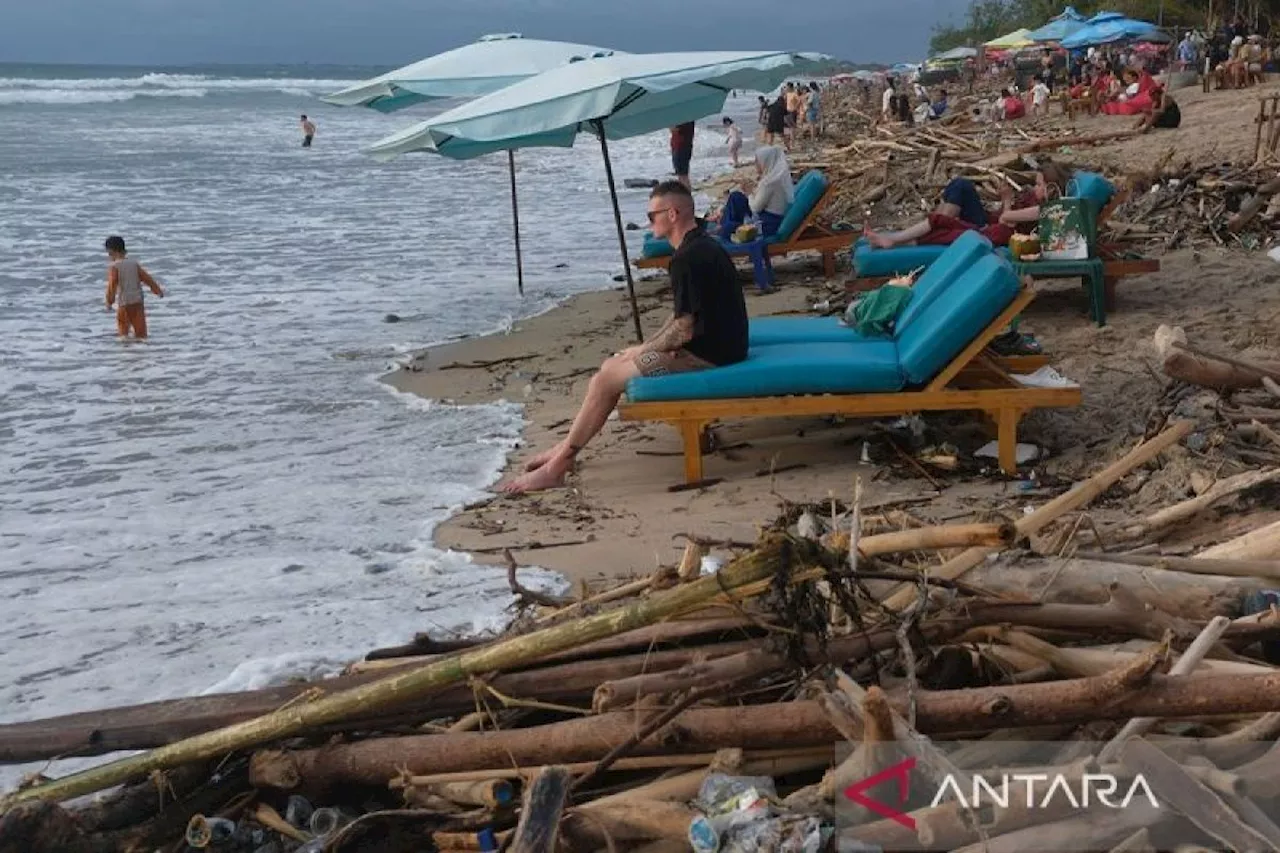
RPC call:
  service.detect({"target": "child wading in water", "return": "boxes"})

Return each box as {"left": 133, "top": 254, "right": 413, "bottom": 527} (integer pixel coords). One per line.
{"left": 105, "top": 236, "right": 165, "bottom": 339}
{"left": 722, "top": 116, "right": 743, "bottom": 167}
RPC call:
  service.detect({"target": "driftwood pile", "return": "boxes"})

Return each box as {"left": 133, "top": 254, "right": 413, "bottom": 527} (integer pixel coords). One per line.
{"left": 799, "top": 84, "right": 1145, "bottom": 230}
{"left": 1109, "top": 164, "right": 1280, "bottom": 253}
{"left": 5, "top": 414, "right": 1280, "bottom": 851}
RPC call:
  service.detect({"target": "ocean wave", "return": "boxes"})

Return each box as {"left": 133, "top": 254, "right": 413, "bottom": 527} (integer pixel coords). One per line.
{"left": 0, "top": 88, "right": 209, "bottom": 105}
{"left": 0, "top": 72, "right": 354, "bottom": 105}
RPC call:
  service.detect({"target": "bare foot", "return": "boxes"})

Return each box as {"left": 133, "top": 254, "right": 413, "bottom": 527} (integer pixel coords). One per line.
{"left": 864, "top": 229, "right": 895, "bottom": 249}
{"left": 500, "top": 461, "right": 568, "bottom": 494}
{"left": 522, "top": 446, "right": 559, "bottom": 472}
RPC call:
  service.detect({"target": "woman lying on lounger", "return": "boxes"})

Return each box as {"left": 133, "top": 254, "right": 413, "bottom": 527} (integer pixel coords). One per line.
{"left": 863, "top": 162, "right": 1070, "bottom": 249}
{"left": 715, "top": 145, "right": 794, "bottom": 240}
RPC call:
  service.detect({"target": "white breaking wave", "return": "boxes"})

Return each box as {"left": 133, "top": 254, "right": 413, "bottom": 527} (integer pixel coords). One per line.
{"left": 0, "top": 72, "right": 355, "bottom": 105}
{"left": 0, "top": 88, "right": 209, "bottom": 105}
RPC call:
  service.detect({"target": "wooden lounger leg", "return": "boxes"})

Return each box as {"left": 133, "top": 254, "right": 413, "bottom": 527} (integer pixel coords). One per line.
{"left": 1103, "top": 276, "right": 1118, "bottom": 313}
{"left": 996, "top": 407, "right": 1024, "bottom": 474}
{"left": 678, "top": 419, "right": 707, "bottom": 483}
{"left": 821, "top": 251, "right": 836, "bottom": 279}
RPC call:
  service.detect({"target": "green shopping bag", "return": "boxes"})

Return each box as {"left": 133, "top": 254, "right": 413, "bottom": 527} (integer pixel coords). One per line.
{"left": 1038, "top": 196, "right": 1095, "bottom": 260}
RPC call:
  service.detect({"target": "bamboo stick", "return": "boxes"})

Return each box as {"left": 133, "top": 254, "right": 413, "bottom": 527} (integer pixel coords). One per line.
{"left": 1074, "top": 551, "right": 1280, "bottom": 581}
{"left": 1117, "top": 469, "right": 1280, "bottom": 541}
{"left": 3, "top": 535, "right": 815, "bottom": 808}
{"left": 881, "top": 421, "right": 1195, "bottom": 611}
{"left": 1197, "top": 519, "right": 1280, "bottom": 560}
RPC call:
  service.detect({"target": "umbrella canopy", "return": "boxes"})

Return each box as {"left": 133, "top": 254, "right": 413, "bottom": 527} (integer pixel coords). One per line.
{"left": 1026, "top": 7, "right": 1089, "bottom": 43}
{"left": 1061, "top": 12, "right": 1162, "bottom": 48}
{"left": 367, "top": 49, "right": 821, "bottom": 342}
{"left": 984, "top": 29, "right": 1037, "bottom": 50}
{"left": 368, "top": 50, "right": 821, "bottom": 161}
{"left": 322, "top": 34, "right": 620, "bottom": 113}
{"left": 932, "top": 46, "right": 980, "bottom": 61}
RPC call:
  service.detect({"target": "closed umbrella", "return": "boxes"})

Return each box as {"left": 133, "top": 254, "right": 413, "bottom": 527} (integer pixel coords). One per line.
{"left": 323, "top": 34, "right": 622, "bottom": 296}
{"left": 368, "top": 50, "right": 821, "bottom": 341}
{"left": 1026, "top": 7, "right": 1089, "bottom": 43}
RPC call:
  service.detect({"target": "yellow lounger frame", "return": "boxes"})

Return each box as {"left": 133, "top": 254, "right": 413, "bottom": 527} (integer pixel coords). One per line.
{"left": 618, "top": 286, "right": 1082, "bottom": 483}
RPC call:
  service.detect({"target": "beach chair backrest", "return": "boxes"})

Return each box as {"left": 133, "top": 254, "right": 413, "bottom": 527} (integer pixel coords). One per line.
{"left": 774, "top": 171, "right": 829, "bottom": 242}
{"left": 895, "top": 253, "right": 1020, "bottom": 385}
{"left": 894, "top": 231, "right": 993, "bottom": 333}
{"left": 1068, "top": 171, "right": 1115, "bottom": 216}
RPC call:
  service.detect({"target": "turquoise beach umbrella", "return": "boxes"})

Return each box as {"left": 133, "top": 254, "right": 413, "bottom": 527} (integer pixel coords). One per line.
{"left": 323, "top": 34, "right": 624, "bottom": 295}
{"left": 1060, "top": 12, "right": 1163, "bottom": 49}
{"left": 1026, "top": 7, "right": 1089, "bottom": 43}
{"left": 368, "top": 50, "right": 823, "bottom": 341}
{"left": 322, "top": 34, "right": 620, "bottom": 112}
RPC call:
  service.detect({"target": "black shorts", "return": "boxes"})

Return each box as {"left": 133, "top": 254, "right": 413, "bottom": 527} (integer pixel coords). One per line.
{"left": 671, "top": 146, "right": 692, "bottom": 176}
{"left": 302, "top": 135, "right": 313, "bottom": 148}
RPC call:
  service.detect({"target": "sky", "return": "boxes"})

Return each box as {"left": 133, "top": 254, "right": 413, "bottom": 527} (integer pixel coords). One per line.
{"left": 0, "top": 0, "right": 972, "bottom": 67}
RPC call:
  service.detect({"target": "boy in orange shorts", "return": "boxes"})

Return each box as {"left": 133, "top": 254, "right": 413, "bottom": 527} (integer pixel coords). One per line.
{"left": 104, "top": 236, "right": 165, "bottom": 338}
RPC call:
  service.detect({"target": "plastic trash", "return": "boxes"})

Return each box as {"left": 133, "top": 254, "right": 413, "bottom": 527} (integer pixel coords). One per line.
{"left": 1268, "top": 245, "right": 1280, "bottom": 263}
{"left": 184, "top": 814, "right": 237, "bottom": 848}
{"left": 699, "top": 555, "right": 724, "bottom": 576}
{"left": 309, "top": 807, "right": 355, "bottom": 837}
{"left": 285, "top": 794, "right": 314, "bottom": 829}
{"left": 478, "top": 827, "right": 499, "bottom": 852}
{"left": 690, "top": 774, "right": 776, "bottom": 851}
{"left": 974, "top": 441, "right": 1040, "bottom": 465}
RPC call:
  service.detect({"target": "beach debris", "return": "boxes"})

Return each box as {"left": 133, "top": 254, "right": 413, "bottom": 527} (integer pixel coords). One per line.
{"left": 383, "top": 313, "right": 402, "bottom": 323}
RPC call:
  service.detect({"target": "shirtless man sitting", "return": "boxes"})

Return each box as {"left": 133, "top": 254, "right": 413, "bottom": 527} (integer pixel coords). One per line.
{"left": 503, "top": 181, "right": 748, "bottom": 494}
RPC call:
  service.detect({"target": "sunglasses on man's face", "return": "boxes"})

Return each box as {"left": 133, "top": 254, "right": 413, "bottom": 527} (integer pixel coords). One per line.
{"left": 647, "top": 207, "right": 673, "bottom": 223}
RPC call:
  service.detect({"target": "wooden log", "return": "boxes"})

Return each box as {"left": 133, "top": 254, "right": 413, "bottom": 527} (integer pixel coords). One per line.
{"left": 1074, "top": 551, "right": 1280, "bottom": 581}
{"left": 881, "top": 421, "right": 1194, "bottom": 611}
{"left": 1197, "top": 519, "right": 1280, "bottom": 560}
{"left": 252, "top": 672, "right": 1280, "bottom": 792}
{"left": 1118, "top": 739, "right": 1271, "bottom": 852}
{"left": 0, "top": 640, "right": 750, "bottom": 763}
{"left": 676, "top": 541, "right": 706, "bottom": 582}
{"left": 963, "top": 556, "right": 1266, "bottom": 620}
{"left": 1117, "top": 469, "right": 1280, "bottom": 542}
{"left": 564, "top": 800, "right": 697, "bottom": 846}
{"left": 949, "top": 805, "right": 1168, "bottom": 853}
{"left": 1155, "top": 325, "right": 1275, "bottom": 389}
{"left": 392, "top": 747, "right": 832, "bottom": 787}
{"left": 509, "top": 766, "right": 570, "bottom": 853}
{"left": 6, "top": 535, "right": 820, "bottom": 806}
{"left": 1099, "top": 616, "right": 1232, "bottom": 763}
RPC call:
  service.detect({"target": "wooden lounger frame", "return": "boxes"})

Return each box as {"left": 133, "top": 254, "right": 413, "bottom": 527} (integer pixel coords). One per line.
{"left": 617, "top": 286, "right": 1082, "bottom": 483}
{"left": 635, "top": 185, "right": 855, "bottom": 278}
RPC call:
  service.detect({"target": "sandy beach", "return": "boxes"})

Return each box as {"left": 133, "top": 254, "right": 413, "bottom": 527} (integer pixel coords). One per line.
{"left": 391, "top": 206, "right": 1280, "bottom": 590}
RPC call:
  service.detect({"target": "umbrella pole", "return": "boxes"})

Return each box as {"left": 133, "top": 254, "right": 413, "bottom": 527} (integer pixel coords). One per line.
{"left": 594, "top": 122, "right": 645, "bottom": 343}
{"left": 508, "top": 150, "right": 524, "bottom": 297}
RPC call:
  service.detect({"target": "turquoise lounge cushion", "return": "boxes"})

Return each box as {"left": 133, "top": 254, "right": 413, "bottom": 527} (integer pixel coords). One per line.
{"left": 749, "top": 316, "right": 869, "bottom": 347}
{"left": 1069, "top": 171, "right": 1115, "bottom": 213}
{"left": 771, "top": 171, "right": 829, "bottom": 243}
{"left": 853, "top": 240, "right": 947, "bottom": 277}
{"left": 895, "top": 253, "right": 1020, "bottom": 385}
{"left": 642, "top": 232, "right": 674, "bottom": 258}
{"left": 626, "top": 340, "right": 903, "bottom": 402}
{"left": 749, "top": 231, "right": 995, "bottom": 348}
{"left": 894, "top": 231, "right": 992, "bottom": 332}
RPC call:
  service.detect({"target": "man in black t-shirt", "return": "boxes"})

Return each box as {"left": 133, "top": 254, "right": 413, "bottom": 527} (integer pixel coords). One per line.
{"left": 502, "top": 180, "right": 746, "bottom": 494}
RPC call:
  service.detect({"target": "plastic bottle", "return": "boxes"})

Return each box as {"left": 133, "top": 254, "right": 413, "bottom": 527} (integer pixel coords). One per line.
{"left": 184, "top": 814, "right": 237, "bottom": 848}
{"left": 284, "top": 794, "right": 314, "bottom": 829}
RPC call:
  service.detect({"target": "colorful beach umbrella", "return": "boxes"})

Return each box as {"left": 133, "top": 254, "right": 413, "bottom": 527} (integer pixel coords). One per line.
{"left": 1060, "top": 12, "right": 1163, "bottom": 48}
{"left": 984, "top": 29, "right": 1037, "bottom": 50}
{"left": 1026, "top": 7, "right": 1089, "bottom": 43}
{"left": 323, "top": 34, "right": 623, "bottom": 296}
{"left": 368, "top": 50, "right": 822, "bottom": 341}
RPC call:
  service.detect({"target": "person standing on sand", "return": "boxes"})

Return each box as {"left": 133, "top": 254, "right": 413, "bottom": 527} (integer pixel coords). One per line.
{"left": 721, "top": 117, "right": 743, "bottom": 167}
{"left": 300, "top": 114, "right": 316, "bottom": 148}
{"left": 501, "top": 181, "right": 747, "bottom": 494}
{"left": 104, "top": 236, "right": 164, "bottom": 339}
{"left": 670, "top": 121, "right": 695, "bottom": 188}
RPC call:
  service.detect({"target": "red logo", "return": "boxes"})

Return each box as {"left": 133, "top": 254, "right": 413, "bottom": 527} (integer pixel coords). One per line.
{"left": 842, "top": 757, "right": 917, "bottom": 830}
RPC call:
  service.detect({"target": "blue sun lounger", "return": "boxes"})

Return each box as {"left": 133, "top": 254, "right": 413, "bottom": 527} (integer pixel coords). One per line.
{"left": 635, "top": 170, "right": 856, "bottom": 279}
{"left": 848, "top": 172, "right": 1157, "bottom": 326}
{"left": 619, "top": 242, "right": 1081, "bottom": 482}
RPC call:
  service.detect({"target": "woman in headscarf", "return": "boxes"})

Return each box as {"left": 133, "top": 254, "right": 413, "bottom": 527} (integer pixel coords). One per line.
{"left": 717, "top": 145, "right": 795, "bottom": 241}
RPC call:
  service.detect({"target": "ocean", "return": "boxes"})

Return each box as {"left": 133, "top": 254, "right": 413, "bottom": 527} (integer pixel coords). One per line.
{"left": 0, "top": 63, "right": 751, "bottom": 784}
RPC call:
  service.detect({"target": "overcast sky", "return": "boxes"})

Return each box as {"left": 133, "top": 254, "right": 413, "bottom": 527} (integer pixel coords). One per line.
{"left": 1, "top": 0, "right": 970, "bottom": 67}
